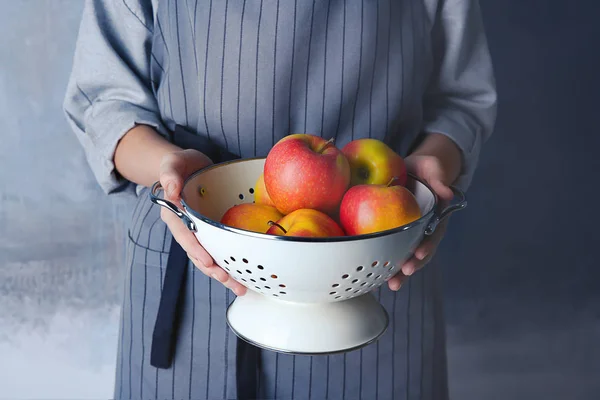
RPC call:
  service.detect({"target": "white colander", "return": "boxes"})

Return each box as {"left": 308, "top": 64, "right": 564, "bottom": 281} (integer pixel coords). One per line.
{"left": 149, "top": 157, "right": 466, "bottom": 354}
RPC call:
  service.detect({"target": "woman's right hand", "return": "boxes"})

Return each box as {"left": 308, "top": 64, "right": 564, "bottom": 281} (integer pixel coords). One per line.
{"left": 159, "top": 149, "right": 248, "bottom": 296}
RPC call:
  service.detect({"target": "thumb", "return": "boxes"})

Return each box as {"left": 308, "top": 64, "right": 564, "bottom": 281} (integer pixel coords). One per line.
{"left": 409, "top": 156, "right": 454, "bottom": 203}
{"left": 159, "top": 149, "right": 214, "bottom": 201}
{"left": 429, "top": 179, "right": 454, "bottom": 203}
{"left": 160, "top": 152, "right": 186, "bottom": 201}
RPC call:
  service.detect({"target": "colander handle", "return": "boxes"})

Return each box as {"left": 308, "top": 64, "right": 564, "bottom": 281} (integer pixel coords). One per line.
{"left": 148, "top": 181, "right": 197, "bottom": 232}
{"left": 424, "top": 186, "right": 467, "bottom": 236}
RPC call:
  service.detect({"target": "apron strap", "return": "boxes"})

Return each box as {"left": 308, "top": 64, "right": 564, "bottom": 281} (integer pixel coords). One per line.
{"left": 149, "top": 125, "right": 261, "bottom": 398}
{"left": 150, "top": 237, "right": 189, "bottom": 368}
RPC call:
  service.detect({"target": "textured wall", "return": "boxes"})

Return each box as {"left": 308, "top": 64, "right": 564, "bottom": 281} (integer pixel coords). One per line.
{"left": 0, "top": 1, "right": 132, "bottom": 398}
{"left": 1, "top": 1, "right": 598, "bottom": 399}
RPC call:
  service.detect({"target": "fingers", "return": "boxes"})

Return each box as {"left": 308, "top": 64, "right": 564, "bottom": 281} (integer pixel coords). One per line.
{"left": 162, "top": 207, "right": 247, "bottom": 296}
{"left": 159, "top": 149, "right": 217, "bottom": 265}
{"left": 387, "top": 236, "right": 435, "bottom": 291}
{"left": 389, "top": 154, "right": 455, "bottom": 292}
{"left": 400, "top": 247, "right": 436, "bottom": 278}
{"left": 223, "top": 280, "right": 248, "bottom": 296}
{"left": 413, "top": 232, "right": 439, "bottom": 263}
{"left": 158, "top": 150, "right": 244, "bottom": 294}
{"left": 403, "top": 238, "right": 434, "bottom": 276}
{"left": 161, "top": 204, "right": 247, "bottom": 296}
{"left": 161, "top": 207, "right": 212, "bottom": 266}
{"left": 397, "top": 219, "right": 448, "bottom": 280}
{"left": 387, "top": 271, "right": 407, "bottom": 291}
{"left": 401, "top": 255, "right": 425, "bottom": 277}
{"left": 190, "top": 257, "right": 248, "bottom": 296}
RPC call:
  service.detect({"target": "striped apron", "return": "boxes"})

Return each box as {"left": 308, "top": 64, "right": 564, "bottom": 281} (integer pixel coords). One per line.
{"left": 114, "top": 0, "right": 449, "bottom": 398}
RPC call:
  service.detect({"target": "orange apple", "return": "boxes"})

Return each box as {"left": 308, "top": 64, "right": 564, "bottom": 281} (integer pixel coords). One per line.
{"left": 264, "top": 134, "right": 351, "bottom": 215}
{"left": 339, "top": 183, "right": 421, "bottom": 236}
{"left": 266, "top": 209, "right": 345, "bottom": 238}
{"left": 220, "top": 203, "right": 284, "bottom": 234}
{"left": 341, "top": 138, "right": 407, "bottom": 187}
{"left": 253, "top": 173, "right": 276, "bottom": 207}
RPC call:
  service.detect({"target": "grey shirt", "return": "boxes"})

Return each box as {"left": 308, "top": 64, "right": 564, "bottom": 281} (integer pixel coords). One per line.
{"left": 63, "top": 0, "right": 496, "bottom": 194}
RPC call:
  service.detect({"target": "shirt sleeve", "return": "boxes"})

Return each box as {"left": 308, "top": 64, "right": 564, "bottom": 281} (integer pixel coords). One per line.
{"left": 422, "top": 0, "right": 498, "bottom": 190}
{"left": 63, "top": 0, "right": 168, "bottom": 194}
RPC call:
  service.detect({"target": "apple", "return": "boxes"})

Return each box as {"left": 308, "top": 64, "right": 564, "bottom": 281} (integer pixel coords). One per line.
{"left": 341, "top": 138, "right": 407, "bottom": 187}
{"left": 266, "top": 209, "right": 345, "bottom": 238}
{"left": 339, "top": 182, "right": 422, "bottom": 236}
{"left": 264, "top": 134, "right": 351, "bottom": 215}
{"left": 221, "top": 203, "right": 284, "bottom": 234}
{"left": 253, "top": 173, "right": 276, "bottom": 207}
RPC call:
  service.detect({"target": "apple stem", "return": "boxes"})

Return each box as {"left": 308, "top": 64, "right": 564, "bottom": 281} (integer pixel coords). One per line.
{"left": 267, "top": 220, "right": 287, "bottom": 234}
{"left": 387, "top": 177, "right": 399, "bottom": 187}
{"left": 316, "top": 137, "right": 335, "bottom": 153}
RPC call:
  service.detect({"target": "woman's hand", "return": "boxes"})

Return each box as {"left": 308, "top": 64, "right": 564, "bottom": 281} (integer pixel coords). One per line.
{"left": 159, "top": 149, "right": 248, "bottom": 296}
{"left": 387, "top": 133, "right": 463, "bottom": 291}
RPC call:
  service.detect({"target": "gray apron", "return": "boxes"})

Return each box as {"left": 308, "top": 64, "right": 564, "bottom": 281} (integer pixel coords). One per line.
{"left": 114, "top": 0, "right": 449, "bottom": 398}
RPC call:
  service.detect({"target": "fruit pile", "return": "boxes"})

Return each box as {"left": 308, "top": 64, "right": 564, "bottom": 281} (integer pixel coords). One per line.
{"left": 220, "top": 134, "right": 422, "bottom": 238}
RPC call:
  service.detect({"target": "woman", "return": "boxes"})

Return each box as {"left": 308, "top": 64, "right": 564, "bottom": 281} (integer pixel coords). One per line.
{"left": 64, "top": 0, "right": 496, "bottom": 399}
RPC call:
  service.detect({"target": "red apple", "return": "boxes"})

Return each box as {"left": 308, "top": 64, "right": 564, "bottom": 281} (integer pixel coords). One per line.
{"left": 264, "top": 134, "right": 351, "bottom": 215}
{"left": 266, "top": 209, "right": 345, "bottom": 238}
{"left": 221, "top": 203, "right": 284, "bottom": 234}
{"left": 339, "top": 183, "right": 422, "bottom": 236}
{"left": 341, "top": 138, "right": 407, "bottom": 187}
{"left": 253, "top": 173, "right": 276, "bottom": 207}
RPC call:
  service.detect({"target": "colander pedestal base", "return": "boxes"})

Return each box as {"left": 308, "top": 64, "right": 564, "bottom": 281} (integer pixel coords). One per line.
{"left": 226, "top": 290, "right": 389, "bottom": 355}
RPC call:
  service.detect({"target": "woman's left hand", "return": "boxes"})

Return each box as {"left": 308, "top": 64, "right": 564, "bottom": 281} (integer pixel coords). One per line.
{"left": 387, "top": 133, "right": 463, "bottom": 291}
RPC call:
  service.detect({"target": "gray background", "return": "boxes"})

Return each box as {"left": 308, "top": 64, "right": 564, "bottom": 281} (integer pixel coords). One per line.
{"left": 1, "top": 0, "right": 598, "bottom": 399}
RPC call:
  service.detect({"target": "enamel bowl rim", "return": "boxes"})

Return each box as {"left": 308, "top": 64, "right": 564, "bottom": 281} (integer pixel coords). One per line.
{"left": 180, "top": 157, "right": 438, "bottom": 243}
